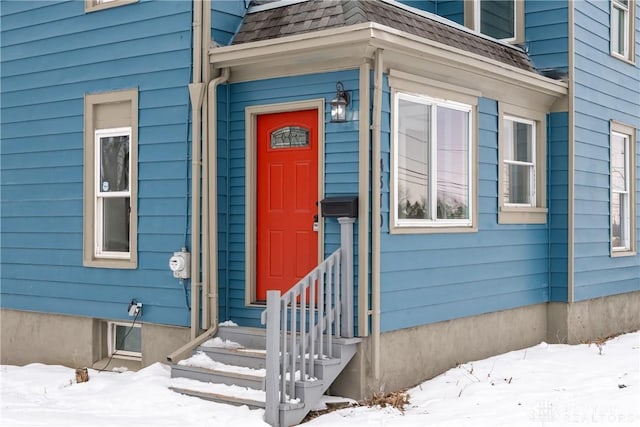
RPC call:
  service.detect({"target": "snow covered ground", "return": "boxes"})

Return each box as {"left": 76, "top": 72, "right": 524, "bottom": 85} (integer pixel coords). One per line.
{"left": 1, "top": 331, "right": 638, "bottom": 426}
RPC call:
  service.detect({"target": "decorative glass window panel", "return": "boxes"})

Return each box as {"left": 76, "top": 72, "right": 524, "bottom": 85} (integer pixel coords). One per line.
{"left": 270, "top": 126, "right": 310, "bottom": 149}
{"left": 95, "top": 128, "right": 131, "bottom": 257}
{"left": 503, "top": 117, "right": 535, "bottom": 206}
{"left": 611, "top": 131, "right": 630, "bottom": 250}
{"left": 611, "top": 0, "right": 631, "bottom": 59}
{"left": 479, "top": 0, "right": 515, "bottom": 40}
{"left": 394, "top": 92, "right": 472, "bottom": 227}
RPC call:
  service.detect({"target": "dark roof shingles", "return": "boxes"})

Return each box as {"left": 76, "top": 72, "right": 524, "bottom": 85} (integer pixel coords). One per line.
{"left": 232, "top": 0, "right": 534, "bottom": 72}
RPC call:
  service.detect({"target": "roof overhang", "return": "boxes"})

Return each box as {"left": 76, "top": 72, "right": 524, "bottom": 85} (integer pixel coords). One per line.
{"left": 210, "top": 22, "right": 568, "bottom": 111}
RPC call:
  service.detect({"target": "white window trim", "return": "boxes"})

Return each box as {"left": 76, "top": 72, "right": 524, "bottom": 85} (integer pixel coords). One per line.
{"left": 502, "top": 115, "right": 536, "bottom": 208}
{"left": 498, "top": 103, "right": 547, "bottom": 224}
{"left": 610, "top": 121, "right": 636, "bottom": 256}
{"left": 465, "top": 0, "right": 524, "bottom": 44}
{"left": 391, "top": 91, "right": 475, "bottom": 232}
{"left": 94, "top": 127, "right": 132, "bottom": 260}
{"left": 85, "top": 0, "right": 137, "bottom": 13}
{"left": 610, "top": 0, "right": 636, "bottom": 63}
{"left": 84, "top": 89, "right": 138, "bottom": 269}
{"left": 107, "top": 321, "right": 141, "bottom": 360}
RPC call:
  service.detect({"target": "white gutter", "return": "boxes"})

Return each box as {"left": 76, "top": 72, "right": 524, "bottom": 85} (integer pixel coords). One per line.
{"left": 371, "top": 48, "right": 383, "bottom": 381}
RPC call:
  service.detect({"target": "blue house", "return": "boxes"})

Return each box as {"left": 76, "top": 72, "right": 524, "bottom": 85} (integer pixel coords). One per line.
{"left": 2, "top": 1, "right": 638, "bottom": 425}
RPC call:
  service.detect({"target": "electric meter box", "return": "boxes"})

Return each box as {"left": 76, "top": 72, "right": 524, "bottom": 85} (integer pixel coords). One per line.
{"left": 169, "top": 250, "right": 190, "bottom": 279}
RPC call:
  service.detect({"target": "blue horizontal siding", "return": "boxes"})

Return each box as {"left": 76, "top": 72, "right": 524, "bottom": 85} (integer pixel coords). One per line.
{"left": 396, "top": 1, "right": 436, "bottom": 14}
{"left": 436, "top": 0, "right": 463, "bottom": 24}
{"left": 572, "top": 1, "right": 640, "bottom": 301}
{"left": 212, "top": 0, "right": 246, "bottom": 46}
{"left": 383, "top": 288, "right": 547, "bottom": 332}
{"left": 525, "top": 1, "right": 568, "bottom": 72}
{"left": 0, "top": 0, "right": 204, "bottom": 326}
{"left": 379, "top": 96, "right": 550, "bottom": 332}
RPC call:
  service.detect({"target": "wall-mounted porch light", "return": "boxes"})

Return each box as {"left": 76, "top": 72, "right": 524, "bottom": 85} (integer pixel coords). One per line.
{"left": 330, "top": 81, "right": 350, "bottom": 123}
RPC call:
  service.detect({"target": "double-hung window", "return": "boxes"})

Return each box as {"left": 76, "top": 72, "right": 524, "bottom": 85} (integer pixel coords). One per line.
{"left": 610, "top": 122, "right": 636, "bottom": 255}
{"left": 84, "top": 89, "right": 138, "bottom": 268}
{"left": 95, "top": 128, "right": 132, "bottom": 258}
{"left": 503, "top": 116, "right": 536, "bottom": 206}
{"left": 498, "top": 104, "right": 547, "bottom": 224}
{"left": 611, "top": 0, "right": 635, "bottom": 62}
{"left": 393, "top": 92, "right": 473, "bottom": 230}
{"left": 465, "top": 0, "right": 523, "bottom": 43}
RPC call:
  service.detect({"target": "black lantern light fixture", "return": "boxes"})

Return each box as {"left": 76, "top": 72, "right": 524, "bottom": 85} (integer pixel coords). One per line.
{"left": 330, "top": 81, "right": 350, "bottom": 122}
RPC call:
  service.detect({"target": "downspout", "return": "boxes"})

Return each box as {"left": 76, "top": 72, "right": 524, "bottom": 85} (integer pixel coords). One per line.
{"left": 206, "top": 65, "right": 229, "bottom": 330}
{"left": 167, "top": 68, "right": 229, "bottom": 362}
{"left": 357, "top": 62, "right": 370, "bottom": 338}
{"left": 167, "top": 3, "right": 228, "bottom": 363}
{"left": 371, "top": 48, "right": 383, "bottom": 382}
{"left": 169, "top": 68, "right": 229, "bottom": 363}
{"left": 201, "top": 0, "right": 212, "bottom": 330}
{"left": 188, "top": 0, "right": 205, "bottom": 340}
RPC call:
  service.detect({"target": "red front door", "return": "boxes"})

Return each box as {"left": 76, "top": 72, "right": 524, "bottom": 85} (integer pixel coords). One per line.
{"left": 256, "top": 109, "right": 318, "bottom": 301}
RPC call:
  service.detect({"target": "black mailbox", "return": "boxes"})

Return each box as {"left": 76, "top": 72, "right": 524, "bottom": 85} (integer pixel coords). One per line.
{"left": 320, "top": 196, "right": 358, "bottom": 218}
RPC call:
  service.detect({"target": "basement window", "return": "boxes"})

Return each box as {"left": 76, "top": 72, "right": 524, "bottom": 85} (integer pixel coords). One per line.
{"left": 108, "top": 321, "right": 141, "bottom": 360}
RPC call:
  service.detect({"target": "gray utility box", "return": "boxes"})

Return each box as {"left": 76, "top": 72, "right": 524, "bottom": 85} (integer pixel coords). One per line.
{"left": 320, "top": 196, "right": 358, "bottom": 218}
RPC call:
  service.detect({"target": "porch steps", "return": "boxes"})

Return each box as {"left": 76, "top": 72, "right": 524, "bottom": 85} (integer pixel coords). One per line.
{"left": 170, "top": 325, "right": 359, "bottom": 426}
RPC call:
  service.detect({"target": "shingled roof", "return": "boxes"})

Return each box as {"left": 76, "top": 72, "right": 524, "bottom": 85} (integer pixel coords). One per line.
{"left": 232, "top": 0, "right": 535, "bottom": 72}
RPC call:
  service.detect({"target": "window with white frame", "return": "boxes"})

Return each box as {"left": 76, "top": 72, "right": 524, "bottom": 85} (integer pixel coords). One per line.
{"left": 95, "top": 127, "right": 132, "bottom": 258}
{"left": 610, "top": 123, "right": 636, "bottom": 254}
{"left": 503, "top": 116, "right": 536, "bottom": 206}
{"left": 466, "top": 0, "right": 522, "bottom": 42}
{"left": 108, "top": 321, "right": 141, "bottom": 360}
{"left": 498, "top": 104, "right": 547, "bottom": 224}
{"left": 393, "top": 92, "right": 473, "bottom": 229}
{"left": 611, "top": 0, "right": 635, "bottom": 61}
{"left": 84, "top": 89, "right": 138, "bottom": 269}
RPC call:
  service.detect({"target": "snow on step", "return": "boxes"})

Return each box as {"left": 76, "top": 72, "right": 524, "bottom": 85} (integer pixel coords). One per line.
{"left": 178, "top": 351, "right": 266, "bottom": 377}
{"left": 237, "top": 348, "right": 266, "bottom": 355}
{"left": 218, "top": 320, "right": 238, "bottom": 327}
{"left": 170, "top": 376, "right": 267, "bottom": 403}
{"left": 201, "top": 337, "right": 243, "bottom": 349}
